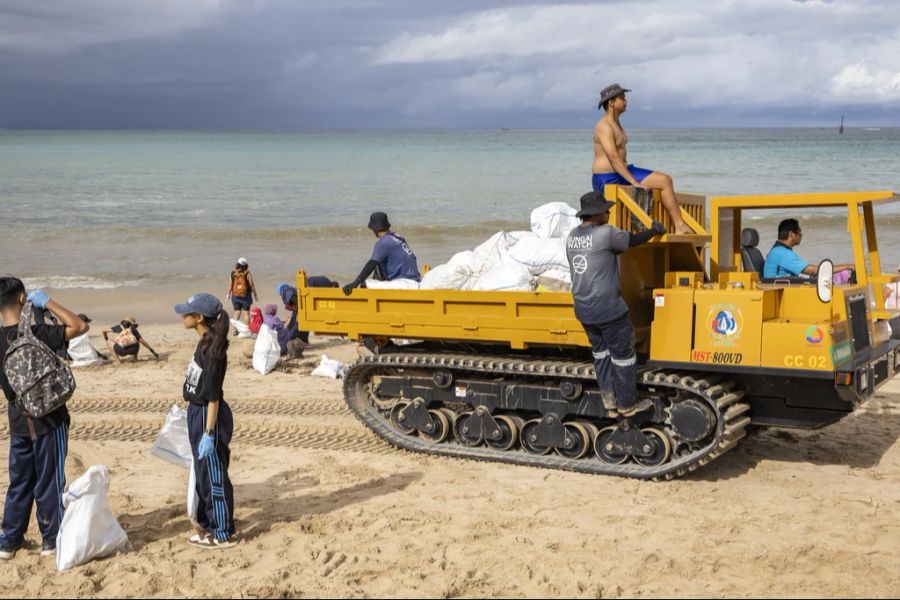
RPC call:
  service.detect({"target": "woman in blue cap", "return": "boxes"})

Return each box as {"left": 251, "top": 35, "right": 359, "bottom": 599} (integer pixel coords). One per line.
{"left": 173, "top": 293, "right": 236, "bottom": 549}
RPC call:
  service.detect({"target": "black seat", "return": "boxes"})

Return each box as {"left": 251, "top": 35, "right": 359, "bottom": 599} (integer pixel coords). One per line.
{"left": 740, "top": 228, "right": 765, "bottom": 276}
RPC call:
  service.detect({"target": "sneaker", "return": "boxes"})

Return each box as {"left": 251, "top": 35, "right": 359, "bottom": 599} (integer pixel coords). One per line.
{"left": 187, "top": 533, "right": 235, "bottom": 550}
{"left": 617, "top": 398, "right": 654, "bottom": 418}
{"left": 40, "top": 541, "right": 56, "bottom": 557}
{"left": 0, "top": 544, "right": 20, "bottom": 560}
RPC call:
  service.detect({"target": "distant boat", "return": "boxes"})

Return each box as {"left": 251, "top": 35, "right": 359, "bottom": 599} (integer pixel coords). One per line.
{"left": 839, "top": 115, "right": 844, "bottom": 134}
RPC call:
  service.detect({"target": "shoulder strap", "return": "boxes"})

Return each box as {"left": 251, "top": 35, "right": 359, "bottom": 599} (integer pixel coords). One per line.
{"left": 17, "top": 302, "right": 35, "bottom": 340}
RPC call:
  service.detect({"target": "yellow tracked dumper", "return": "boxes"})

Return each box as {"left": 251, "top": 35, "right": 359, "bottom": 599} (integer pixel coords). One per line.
{"left": 297, "top": 187, "right": 900, "bottom": 479}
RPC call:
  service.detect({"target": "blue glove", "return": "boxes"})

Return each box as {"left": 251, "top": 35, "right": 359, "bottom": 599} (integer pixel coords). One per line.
{"left": 198, "top": 433, "right": 215, "bottom": 459}
{"left": 27, "top": 290, "right": 50, "bottom": 309}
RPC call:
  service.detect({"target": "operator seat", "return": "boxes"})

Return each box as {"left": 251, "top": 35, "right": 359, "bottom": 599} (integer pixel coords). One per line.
{"left": 740, "top": 228, "right": 765, "bottom": 276}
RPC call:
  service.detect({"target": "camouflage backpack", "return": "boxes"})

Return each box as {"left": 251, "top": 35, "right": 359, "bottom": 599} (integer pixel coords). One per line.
{"left": 3, "top": 302, "right": 76, "bottom": 418}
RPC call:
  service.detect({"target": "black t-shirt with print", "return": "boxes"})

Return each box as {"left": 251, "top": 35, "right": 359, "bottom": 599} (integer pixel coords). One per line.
{"left": 183, "top": 342, "right": 227, "bottom": 406}
{"left": 0, "top": 324, "right": 70, "bottom": 437}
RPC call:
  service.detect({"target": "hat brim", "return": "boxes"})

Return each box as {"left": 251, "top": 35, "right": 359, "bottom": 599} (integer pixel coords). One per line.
{"left": 598, "top": 88, "right": 631, "bottom": 108}
{"left": 576, "top": 200, "right": 615, "bottom": 218}
{"left": 174, "top": 303, "right": 195, "bottom": 315}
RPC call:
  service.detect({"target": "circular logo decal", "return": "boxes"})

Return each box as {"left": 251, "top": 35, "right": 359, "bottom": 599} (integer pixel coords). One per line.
{"left": 805, "top": 325, "right": 824, "bottom": 344}
{"left": 711, "top": 310, "right": 738, "bottom": 336}
{"left": 572, "top": 254, "right": 588, "bottom": 275}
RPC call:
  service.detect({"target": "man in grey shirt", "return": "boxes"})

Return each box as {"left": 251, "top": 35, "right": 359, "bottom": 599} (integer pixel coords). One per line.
{"left": 566, "top": 191, "right": 665, "bottom": 416}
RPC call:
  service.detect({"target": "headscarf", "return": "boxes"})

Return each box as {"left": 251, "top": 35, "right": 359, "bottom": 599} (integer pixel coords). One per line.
{"left": 263, "top": 304, "right": 281, "bottom": 328}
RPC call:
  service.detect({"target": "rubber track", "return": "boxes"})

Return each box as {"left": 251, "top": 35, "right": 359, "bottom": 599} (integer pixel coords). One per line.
{"left": 30, "top": 421, "right": 390, "bottom": 454}
{"left": 343, "top": 353, "right": 751, "bottom": 480}
{"left": 69, "top": 397, "right": 350, "bottom": 417}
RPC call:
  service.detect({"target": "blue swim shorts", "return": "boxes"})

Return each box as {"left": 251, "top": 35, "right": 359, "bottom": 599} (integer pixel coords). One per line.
{"left": 231, "top": 295, "right": 252, "bottom": 311}
{"left": 592, "top": 164, "right": 654, "bottom": 193}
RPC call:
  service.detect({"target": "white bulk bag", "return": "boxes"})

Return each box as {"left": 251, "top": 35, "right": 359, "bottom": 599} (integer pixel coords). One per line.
{"left": 506, "top": 236, "right": 569, "bottom": 275}
{"left": 364, "top": 278, "right": 420, "bottom": 290}
{"left": 252, "top": 324, "right": 281, "bottom": 375}
{"left": 311, "top": 354, "right": 345, "bottom": 379}
{"left": 67, "top": 333, "right": 104, "bottom": 367}
{"left": 230, "top": 318, "right": 253, "bottom": 339}
{"left": 149, "top": 404, "right": 192, "bottom": 469}
{"left": 420, "top": 263, "right": 474, "bottom": 290}
{"left": 530, "top": 202, "right": 579, "bottom": 239}
{"left": 471, "top": 263, "right": 534, "bottom": 292}
{"left": 56, "top": 465, "right": 130, "bottom": 571}
{"left": 536, "top": 268, "right": 572, "bottom": 292}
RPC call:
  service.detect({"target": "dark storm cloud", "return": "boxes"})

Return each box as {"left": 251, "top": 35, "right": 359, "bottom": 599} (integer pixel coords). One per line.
{"left": 1, "top": 0, "right": 898, "bottom": 128}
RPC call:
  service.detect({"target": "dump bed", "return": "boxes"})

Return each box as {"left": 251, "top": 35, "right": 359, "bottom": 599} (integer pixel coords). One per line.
{"left": 296, "top": 270, "right": 588, "bottom": 350}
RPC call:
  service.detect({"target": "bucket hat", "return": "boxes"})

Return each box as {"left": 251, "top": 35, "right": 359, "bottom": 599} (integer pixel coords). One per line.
{"left": 598, "top": 83, "right": 631, "bottom": 109}
{"left": 576, "top": 191, "right": 616, "bottom": 218}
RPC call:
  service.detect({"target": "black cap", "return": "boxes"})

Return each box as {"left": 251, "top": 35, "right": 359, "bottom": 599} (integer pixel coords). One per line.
{"left": 576, "top": 191, "right": 616, "bottom": 218}
{"left": 598, "top": 83, "right": 631, "bottom": 109}
{"left": 77, "top": 313, "right": 92, "bottom": 323}
{"left": 367, "top": 211, "right": 391, "bottom": 232}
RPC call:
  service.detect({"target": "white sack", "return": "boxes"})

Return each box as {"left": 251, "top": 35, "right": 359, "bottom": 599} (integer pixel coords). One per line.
{"left": 531, "top": 202, "right": 580, "bottom": 239}
{"left": 253, "top": 324, "right": 281, "bottom": 375}
{"left": 67, "top": 333, "right": 104, "bottom": 367}
{"left": 149, "top": 404, "right": 192, "bottom": 469}
{"left": 56, "top": 465, "right": 130, "bottom": 571}
{"left": 506, "top": 236, "right": 569, "bottom": 275}
{"left": 364, "top": 278, "right": 420, "bottom": 290}
{"left": 471, "top": 263, "right": 534, "bottom": 292}
{"left": 420, "top": 263, "right": 473, "bottom": 290}
{"left": 536, "top": 268, "right": 573, "bottom": 292}
{"left": 311, "top": 354, "right": 345, "bottom": 379}
{"left": 230, "top": 318, "right": 253, "bottom": 339}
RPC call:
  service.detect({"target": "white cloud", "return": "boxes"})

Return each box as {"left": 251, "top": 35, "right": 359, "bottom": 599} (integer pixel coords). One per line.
{"left": 0, "top": 0, "right": 226, "bottom": 54}
{"left": 372, "top": 0, "right": 900, "bottom": 111}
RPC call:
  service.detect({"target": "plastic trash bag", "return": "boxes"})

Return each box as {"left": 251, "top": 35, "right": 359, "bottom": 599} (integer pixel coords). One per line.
{"left": 311, "top": 354, "right": 345, "bottom": 379}
{"left": 530, "top": 202, "right": 580, "bottom": 239}
{"left": 230, "top": 318, "right": 254, "bottom": 339}
{"left": 149, "top": 404, "right": 192, "bottom": 469}
{"left": 253, "top": 324, "right": 281, "bottom": 375}
{"left": 506, "top": 236, "right": 569, "bottom": 275}
{"left": 56, "top": 465, "right": 130, "bottom": 571}
{"left": 67, "top": 333, "right": 104, "bottom": 367}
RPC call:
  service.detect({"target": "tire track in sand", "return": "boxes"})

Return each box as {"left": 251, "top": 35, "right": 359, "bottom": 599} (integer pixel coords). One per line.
{"left": 66, "top": 420, "right": 391, "bottom": 454}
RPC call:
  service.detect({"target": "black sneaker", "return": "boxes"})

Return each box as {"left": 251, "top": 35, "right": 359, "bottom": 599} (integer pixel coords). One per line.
{"left": 40, "top": 540, "right": 56, "bottom": 557}
{"left": 0, "top": 543, "right": 21, "bottom": 561}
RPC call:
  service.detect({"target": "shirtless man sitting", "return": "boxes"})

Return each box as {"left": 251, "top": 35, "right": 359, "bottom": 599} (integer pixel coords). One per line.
{"left": 592, "top": 83, "right": 692, "bottom": 235}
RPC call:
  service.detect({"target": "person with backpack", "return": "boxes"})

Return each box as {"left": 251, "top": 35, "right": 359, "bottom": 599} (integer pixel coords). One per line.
{"left": 174, "top": 293, "right": 236, "bottom": 549}
{"left": 101, "top": 317, "right": 159, "bottom": 363}
{"left": 0, "top": 277, "right": 88, "bottom": 560}
{"left": 226, "top": 258, "right": 258, "bottom": 325}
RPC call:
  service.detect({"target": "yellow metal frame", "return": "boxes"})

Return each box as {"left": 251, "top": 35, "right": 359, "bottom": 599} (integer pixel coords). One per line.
{"left": 709, "top": 191, "right": 900, "bottom": 319}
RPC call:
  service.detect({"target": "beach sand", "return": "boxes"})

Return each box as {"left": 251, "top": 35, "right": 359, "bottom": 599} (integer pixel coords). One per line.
{"left": 1, "top": 323, "right": 899, "bottom": 598}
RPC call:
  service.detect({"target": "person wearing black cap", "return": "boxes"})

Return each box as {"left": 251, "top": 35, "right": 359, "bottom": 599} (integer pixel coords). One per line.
{"left": 342, "top": 212, "right": 421, "bottom": 295}
{"left": 593, "top": 83, "right": 692, "bottom": 235}
{"left": 174, "top": 293, "right": 236, "bottom": 549}
{"left": 566, "top": 191, "right": 665, "bottom": 417}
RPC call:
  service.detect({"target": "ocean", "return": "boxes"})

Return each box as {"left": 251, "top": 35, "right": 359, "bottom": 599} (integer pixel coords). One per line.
{"left": 2, "top": 128, "right": 899, "bottom": 291}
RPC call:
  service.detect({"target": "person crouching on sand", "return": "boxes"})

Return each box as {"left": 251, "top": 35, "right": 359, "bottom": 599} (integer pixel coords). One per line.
{"left": 174, "top": 293, "right": 236, "bottom": 549}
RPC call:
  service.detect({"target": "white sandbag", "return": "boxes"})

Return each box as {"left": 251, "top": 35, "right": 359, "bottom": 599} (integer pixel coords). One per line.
{"left": 67, "top": 333, "right": 104, "bottom": 367}
{"left": 471, "top": 263, "right": 534, "bottom": 292}
{"left": 536, "top": 268, "right": 572, "bottom": 292}
{"left": 56, "top": 465, "right": 130, "bottom": 571}
{"left": 149, "top": 404, "right": 192, "bottom": 469}
{"left": 311, "top": 354, "right": 345, "bottom": 379}
{"left": 253, "top": 324, "right": 281, "bottom": 375}
{"left": 506, "top": 236, "right": 569, "bottom": 275}
{"left": 230, "top": 318, "right": 253, "bottom": 339}
{"left": 364, "top": 278, "right": 420, "bottom": 290}
{"left": 420, "top": 263, "right": 472, "bottom": 290}
{"left": 471, "top": 232, "right": 512, "bottom": 274}
{"left": 531, "top": 202, "right": 580, "bottom": 239}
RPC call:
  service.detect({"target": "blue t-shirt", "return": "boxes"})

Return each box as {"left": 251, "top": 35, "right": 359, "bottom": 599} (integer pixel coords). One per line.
{"left": 763, "top": 242, "right": 809, "bottom": 278}
{"left": 371, "top": 232, "right": 420, "bottom": 282}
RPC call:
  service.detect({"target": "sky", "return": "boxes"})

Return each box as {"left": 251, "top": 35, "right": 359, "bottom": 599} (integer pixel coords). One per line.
{"left": 1, "top": 0, "right": 899, "bottom": 128}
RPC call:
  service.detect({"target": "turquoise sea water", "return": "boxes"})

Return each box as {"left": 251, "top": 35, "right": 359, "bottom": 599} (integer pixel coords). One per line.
{"left": 1, "top": 128, "right": 899, "bottom": 288}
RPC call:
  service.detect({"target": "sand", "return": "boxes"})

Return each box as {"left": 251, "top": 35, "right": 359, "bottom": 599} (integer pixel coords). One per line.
{"left": 1, "top": 323, "right": 899, "bottom": 598}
